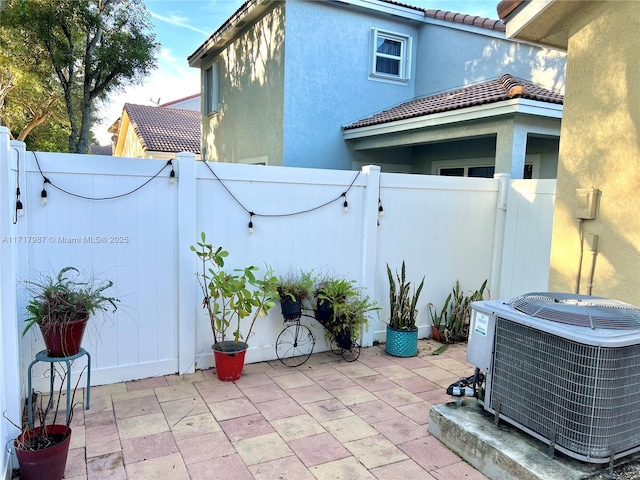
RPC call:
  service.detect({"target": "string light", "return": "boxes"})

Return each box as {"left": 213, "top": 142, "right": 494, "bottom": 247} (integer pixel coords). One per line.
{"left": 169, "top": 160, "right": 175, "bottom": 184}
{"left": 16, "top": 199, "right": 24, "bottom": 217}
{"left": 378, "top": 198, "right": 384, "bottom": 218}
{"left": 41, "top": 178, "right": 50, "bottom": 205}
{"left": 342, "top": 193, "right": 348, "bottom": 213}
{"left": 248, "top": 212, "right": 254, "bottom": 234}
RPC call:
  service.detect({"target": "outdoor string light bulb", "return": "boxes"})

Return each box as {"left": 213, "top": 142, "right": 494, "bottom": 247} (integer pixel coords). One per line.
{"left": 16, "top": 200, "right": 24, "bottom": 217}
{"left": 342, "top": 193, "right": 348, "bottom": 213}
{"left": 378, "top": 198, "right": 384, "bottom": 218}
{"left": 169, "top": 160, "right": 176, "bottom": 184}
{"left": 40, "top": 188, "right": 48, "bottom": 205}
{"left": 248, "top": 212, "right": 254, "bottom": 234}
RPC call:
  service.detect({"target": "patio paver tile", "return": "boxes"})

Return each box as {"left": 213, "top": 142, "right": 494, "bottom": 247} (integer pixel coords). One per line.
{"left": 272, "top": 372, "right": 316, "bottom": 390}
{"left": 255, "top": 396, "right": 307, "bottom": 421}
{"left": 322, "top": 414, "right": 378, "bottom": 443}
{"left": 345, "top": 434, "right": 408, "bottom": 469}
{"left": 396, "top": 401, "right": 432, "bottom": 425}
{"left": 208, "top": 396, "right": 258, "bottom": 421}
{"left": 110, "top": 389, "right": 157, "bottom": 403}
{"left": 124, "top": 452, "right": 189, "bottom": 480}
{"left": 370, "top": 459, "right": 436, "bottom": 479}
{"left": 374, "top": 387, "right": 423, "bottom": 407}
{"left": 164, "top": 371, "right": 206, "bottom": 385}
{"left": 413, "top": 366, "right": 456, "bottom": 382}
{"left": 353, "top": 374, "right": 399, "bottom": 392}
{"left": 418, "top": 388, "right": 452, "bottom": 406}
{"left": 372, "top": 416, "right": 428, "bottom": 444}
{"left": 349, "top": 399, "right": 403, "bottom": 423}
{"left": 159, "top": 395, "right": 209, "bottom": 425}
{"left": 332, "top": 363, "right": 378, "bottom": 378}
{"left": 303, "top": 398, "right": 354, "bottom": 422}
{"left": 125, "top": 376, "right": 169, "bottom": 392}
{"left": 399, "top": 435, "right": 462, "bottom": 470}
{"left": 86, "top": 451, "right": 126, "bottom": 480}
{"left": 249, "top": 455, "right": 315, "bottom": 480}
{"left": 153, "top": 382, "right": 199, "bottom": 403}
{"left": 312, "top": 372, "right": 358, "bottom": 390}
{"left": 330, "top": 385, "right": 377, "bottom": 406}
{"left": 69, "top": 425, "right": 85, "bottom": 450}
{"left": 85, "top": 424, "right": 121, "bottom": 458}
{"left": 116, "top": 412, "right": 169, "bottom": 440}
{"left": 84, "top": 411, "right": 116, "bottom": 428}
{"left": 286, "top": 384, "right": 335, "bottom": 405}
{"left": 195, "top": 382, "right": 244, "bottom": 403}
{"left": 233, "top": 431, "right": 294, "bottom": 466}
{"left": 66, "top": 447, "right": 88, "bottom": 478}
{"left": 186, "top": 453, "right": 254, "bottom": 480}
{"left": 113, "top": 394, "right": 161, "bottom": 419}
{"left": 169, "top": 411, "right": 221, "bottom": 439}
{"left": 389, "top": 356, "right": 433, "bottom": 369}
{"left": 392, "top": 375, "right": 441, "bottom": 393}
{"left": 309, "top": 456, "right": 376, "bottom": 480}
{"left": 429, "top": 357, "right": 469, "bottom": 371}
{"left": 240, "top": 383, "right": 289, "bottom": 403}
{"left": 83, "top": 394, "right": 113, "bottom": 414}
{"left": 373, "top": 364, "right": 416, "bottom": 380}
{"left": 287, "top": 432, "right": 351, "bottom": 467}
{"left": 270, "top": 413, "right": 325, "bottom": 441}
{"left": 430, "top": 460, "right": 491, "bottom": 480}
{"left": 219, "top": 412, "right": 274, "bottom": 441}
{"left": 233, "top": 371, "right": 275, "bottom": 389}
{"left": 356, "top": 355, "right": 397, "bottom": 368}
{"left": 175, "top": 431, "right": 235, "bottom": 464}
{"left": 120, "top": 431, "right": 178, "bottom": 465}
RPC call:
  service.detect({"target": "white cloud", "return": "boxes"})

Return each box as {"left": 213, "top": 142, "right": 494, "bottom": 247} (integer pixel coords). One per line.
{"left": 149, "top": 10, "right": 210, "bottom": 36}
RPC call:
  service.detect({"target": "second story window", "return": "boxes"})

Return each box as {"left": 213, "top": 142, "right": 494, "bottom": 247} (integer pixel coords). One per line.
{"left": 370, "top": 29, "right": 411, "bottom": 82}
{"left": 204, "top": 62, "right": 219, "bottom": 115}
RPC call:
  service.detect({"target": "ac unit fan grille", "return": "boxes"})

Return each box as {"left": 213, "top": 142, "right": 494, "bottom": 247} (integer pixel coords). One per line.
{"left": 490, "top": 317, "right": 640, "bottom": 461}
{"left": 509, "top": 293, "right": 640, "bottom": 329}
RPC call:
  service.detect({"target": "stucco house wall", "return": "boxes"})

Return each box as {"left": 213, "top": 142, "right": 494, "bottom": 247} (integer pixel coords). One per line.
{"left": 547, "top": 2, "right": 640, "bottom": 304}
{"left": 201, "top": 2, "right": 285, "bottom": 165}
{"left": 502, "top": 0, "right": 640, "bottom": 305}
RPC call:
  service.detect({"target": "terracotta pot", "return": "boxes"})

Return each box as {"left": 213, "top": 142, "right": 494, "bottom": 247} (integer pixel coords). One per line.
{"left": 39, "top": 318, "right": 88, "bottom": 357}
{"left": 431, "top": 325, "right": 442, "bottom": 342}
{"left": 213, "top": 341, "right": 248, "bottom": 381}
{"left": 15, "top": 425, "right": 72, "bottom": 480}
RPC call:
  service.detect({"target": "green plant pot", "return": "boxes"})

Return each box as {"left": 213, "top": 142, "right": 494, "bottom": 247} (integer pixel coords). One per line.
{"left": 385, "top": 325, "right": 418, "bottom": 357}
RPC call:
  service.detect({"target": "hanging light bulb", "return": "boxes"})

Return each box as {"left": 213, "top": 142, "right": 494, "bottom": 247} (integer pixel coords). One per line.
{"left": 169, "top": 169, "right": 176, "bottom": 184}
{"left": 16, "top": 200, "right": 24, "bottom": 217}
{"left": 41, "top": 188, "right": 48, "bottom": 205}
{"left": 342, "top": 193, "right": 348, "bottom": 213}
{"left": 248, "top": 212, "right": 254, "bottom": 234}
{"left": 378, "top": 204, "right": 384, "bottom": 218}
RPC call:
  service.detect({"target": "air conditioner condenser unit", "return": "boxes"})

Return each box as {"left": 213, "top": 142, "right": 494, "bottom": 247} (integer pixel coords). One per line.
{"left": 467, "top": 292, "right": 640, "bottom": 464}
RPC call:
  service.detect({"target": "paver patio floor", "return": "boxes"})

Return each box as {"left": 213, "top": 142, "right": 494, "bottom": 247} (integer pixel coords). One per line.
{"left": 56, "top": 339, "right": 489, "bottom": 480}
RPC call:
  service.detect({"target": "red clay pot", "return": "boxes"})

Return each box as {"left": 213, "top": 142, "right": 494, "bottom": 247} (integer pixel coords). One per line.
{"left": 39, "top": 318, "right": 88, "bottom": 357}
{"left": 15, "top": 425, "right": 72, "bottom": 480}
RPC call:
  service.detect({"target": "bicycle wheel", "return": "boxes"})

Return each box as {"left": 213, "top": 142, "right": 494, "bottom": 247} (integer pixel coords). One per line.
{"left": 276, "top": 323, "right": 316, "bottom": 367}
{"left": 341, "top": 340, "right": 361, "bottom": 362}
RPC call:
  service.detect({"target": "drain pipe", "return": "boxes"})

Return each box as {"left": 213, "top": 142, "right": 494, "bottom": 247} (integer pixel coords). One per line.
{"left": 574, "top": 219, "right": 584, "bottom": 294}
{"left": 585, "top": 234, "right": 599, "bottom": 295}
{"left": 489, "top": 174, "right": 510, "bottom": 299}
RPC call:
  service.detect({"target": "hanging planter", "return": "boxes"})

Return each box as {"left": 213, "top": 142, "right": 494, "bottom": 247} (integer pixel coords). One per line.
{"left": 15, "top": 425, "right": 72, "bottom": 480}
{"left": 280, "top": 298, "right": 303, "bottom": 320}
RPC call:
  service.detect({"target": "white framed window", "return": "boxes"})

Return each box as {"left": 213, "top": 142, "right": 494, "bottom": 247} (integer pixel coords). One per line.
{"left": 432, "top": 156, "right": 539, "bottom": 179}
{"left": 370, "top": 28, "right": 411, "bottom": 82}
{"left": 203, "top": 62, "right": 218, "bottom": 115}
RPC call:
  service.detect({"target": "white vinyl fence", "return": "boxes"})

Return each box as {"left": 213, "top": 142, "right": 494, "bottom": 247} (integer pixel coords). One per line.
{"left": 0, "top": 126, "right": 555, "bottom": 476}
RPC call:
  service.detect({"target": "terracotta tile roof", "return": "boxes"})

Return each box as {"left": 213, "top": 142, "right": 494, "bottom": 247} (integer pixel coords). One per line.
{"left": 380, "top": 0, "right": 505, "bottom": 32}
{"left": 343, "top": 74, "right": 563, "bottom": 130}
{"left": 497, "top": 0, "right": 525, "bottom": 20}
{"left": 124, "top": 103, "right": 201, "bottom": 154}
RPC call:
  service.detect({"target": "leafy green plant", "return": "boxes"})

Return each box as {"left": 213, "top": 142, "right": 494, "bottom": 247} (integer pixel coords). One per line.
{"left": 276, "top": 270, "right": 316, "bottom": 305}
{"left": 386, "top": 261, "right": 424, "bottom": 331}
{"left": 192, "top": 232, "right": 278, "bottom": 349}
{"left": 315, "top": 277, "right": 379, "bottom": 344}
{"left": 23, "top": 267, "right": 119, "bottom": 336}
{"left": 428, "top": 279, "right": 488, "bottom": 343}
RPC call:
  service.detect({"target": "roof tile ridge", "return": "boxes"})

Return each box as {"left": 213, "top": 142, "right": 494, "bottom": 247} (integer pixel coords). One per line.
{"left": 499, "top": 73, "right": 525, "bottom": 98}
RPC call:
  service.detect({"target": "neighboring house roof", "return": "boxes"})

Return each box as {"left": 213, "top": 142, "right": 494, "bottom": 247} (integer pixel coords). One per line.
{"left": 123, "top": 103, "right": 201, "bottom": 154}
{"left": 496, "top": 0, "right": 525, "bottom": 20}
{"left": 159, "top": 93, "right": 200, "bottom": 108}
{"left": 343, "top": 74, "right": 563, "bottom": 130}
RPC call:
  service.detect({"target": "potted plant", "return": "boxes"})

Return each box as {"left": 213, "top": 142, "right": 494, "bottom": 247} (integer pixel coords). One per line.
{"left": 315, "top": 277, "right": 379, "bottom": 350}
{"left": 385, "top": 261, "right": 425, "bottom": 357}
{"left": 276, "top": 270, "right": 316, "bottom": 320}
{"left": 429, "top": 279, "right": 488, "bottom": 343}
{"left": 192, "top": 232, "right": 278, "bottom": 381}
{"left": 22, "top": 267, "right": 119, "bottom": 357}
{"left": 9, "top": 366, "right": 86, "bottom": 480}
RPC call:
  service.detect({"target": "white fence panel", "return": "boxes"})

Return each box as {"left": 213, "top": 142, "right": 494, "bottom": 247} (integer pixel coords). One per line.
{"left": 374, "top": 174, "right": 499, "bottom": 340}
{"left": 17, "top": 151, "right": 179, "bottom": 389}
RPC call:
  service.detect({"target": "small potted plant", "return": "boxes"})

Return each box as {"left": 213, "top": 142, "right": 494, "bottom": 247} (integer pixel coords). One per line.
{"left": 9, "top": 365, "right": 86, "bottom": 480}
{"left": 315, "top": 276, "right": 379, "bottom": 350}
{"left": 23, "top": 267, "right": 119, "bottom": 357}
{"left": 192, "top": 232, "right": 278, "bottom": 381}
{"left": 429, "top": 279, "right": 487, "bottom": 343}
{"left": 385, "top": 261, "right": 424, "bottom": 357}
{"left": 276, "top": 270, "right": 316, "bottom": 320}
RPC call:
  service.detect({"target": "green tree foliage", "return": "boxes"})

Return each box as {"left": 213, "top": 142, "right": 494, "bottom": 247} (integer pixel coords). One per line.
{"left": 1, "top": 0, "right": 159, "bottom": 153}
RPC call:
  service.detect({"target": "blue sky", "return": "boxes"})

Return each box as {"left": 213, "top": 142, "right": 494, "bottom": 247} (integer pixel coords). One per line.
{"left": 94, "top": 0, "right": 499, "bottom": 144}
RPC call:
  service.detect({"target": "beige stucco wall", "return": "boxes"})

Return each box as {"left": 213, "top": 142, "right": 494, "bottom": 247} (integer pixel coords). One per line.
{"left": 202, "top": 3, "right": 285, "bottom": 165}
{"left": 548, "top": 2, "right": 640, "bottom": 305}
